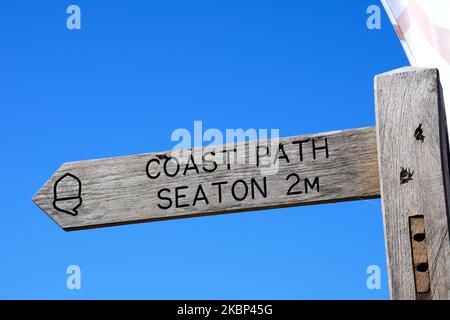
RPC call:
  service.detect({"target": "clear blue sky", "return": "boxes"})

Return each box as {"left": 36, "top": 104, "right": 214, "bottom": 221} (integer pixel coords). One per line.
{"left": 0, "top": 0, "right": 408, "bottom": 299}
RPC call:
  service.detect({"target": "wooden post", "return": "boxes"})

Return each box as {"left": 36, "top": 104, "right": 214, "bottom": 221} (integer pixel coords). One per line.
{"left": 375, "top": 67, "right": 450, "bottom": 299}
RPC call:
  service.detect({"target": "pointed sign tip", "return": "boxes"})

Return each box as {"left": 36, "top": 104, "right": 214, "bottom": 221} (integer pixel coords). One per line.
{"left": 32, "top": 185, "right": 67, "bottom": 231}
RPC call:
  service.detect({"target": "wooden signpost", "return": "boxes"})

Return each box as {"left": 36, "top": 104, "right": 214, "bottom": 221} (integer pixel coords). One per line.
{"left": 33, "top": 67, "right": 450, "bottom": 300}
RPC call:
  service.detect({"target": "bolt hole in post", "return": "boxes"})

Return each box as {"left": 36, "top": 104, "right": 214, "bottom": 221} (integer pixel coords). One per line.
{"left": 413, "top": 233, "right": 426, "bottom": 242}
{"left": 416, "top": 263, "right": 429, "bottom": 273}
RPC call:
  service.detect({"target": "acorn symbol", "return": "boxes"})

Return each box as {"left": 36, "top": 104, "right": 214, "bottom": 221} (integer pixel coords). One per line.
{"left": 52, "top": 173, "right": 82, "bottom": 216}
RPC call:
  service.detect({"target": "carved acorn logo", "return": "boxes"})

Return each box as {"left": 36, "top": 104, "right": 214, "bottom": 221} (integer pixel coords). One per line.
{"left": 52, "top": 173, "right": 82, "bottom": 216}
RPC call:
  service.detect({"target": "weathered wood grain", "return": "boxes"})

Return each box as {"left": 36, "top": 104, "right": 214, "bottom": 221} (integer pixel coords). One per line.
{"left": 375, "top": 67, "right": 450, "bottom": 300}
{"left": 33, "top": 127, "right": 380, "bottom": 230}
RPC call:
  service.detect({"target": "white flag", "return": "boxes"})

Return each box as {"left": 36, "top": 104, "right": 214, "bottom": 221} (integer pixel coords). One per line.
{"left": 382, "top": 0, "right": 450, "bottom": 122}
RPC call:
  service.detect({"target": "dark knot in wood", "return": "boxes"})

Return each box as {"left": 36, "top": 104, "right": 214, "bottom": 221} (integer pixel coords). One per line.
{"left": 400, "top": 167, "right": 414, "bottom": 184}
{"left": 414, "top": 124, "right": 425, "bottom": 143}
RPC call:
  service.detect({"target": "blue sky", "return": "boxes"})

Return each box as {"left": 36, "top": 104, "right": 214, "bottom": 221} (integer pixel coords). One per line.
{"left": 0, "top": 0, "right": 408, "bottom": 299}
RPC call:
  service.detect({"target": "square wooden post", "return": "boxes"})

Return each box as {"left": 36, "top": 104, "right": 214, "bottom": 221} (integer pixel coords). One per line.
{"left": 375, "top": 67, "right": 450, "bottom": 299}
